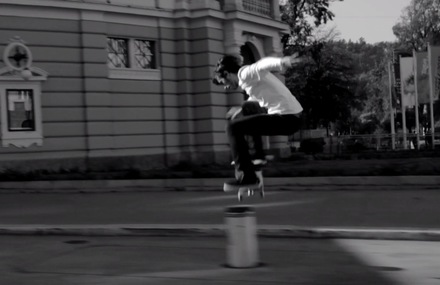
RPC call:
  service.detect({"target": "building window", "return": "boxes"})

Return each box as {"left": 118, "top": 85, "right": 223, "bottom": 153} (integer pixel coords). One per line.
{"left": 0, "top": 83, "right": 43, "bottom": 148}
{"left": 107, "top": 38, "right": 129, "bottom": 68}
{"left": 107, "top": 37, "right": 160, "bottom": 80}
{"left": 133, "top": 39, "right": 156, "bottom": 69}
{"left": 107, "top": 38, "right": 157, "bottom": 68}
{"left": 242, "top": 0, "right": 271, "bottom": 17}
{"left": 7, "top": 89, "right": 35, "bottom": 131}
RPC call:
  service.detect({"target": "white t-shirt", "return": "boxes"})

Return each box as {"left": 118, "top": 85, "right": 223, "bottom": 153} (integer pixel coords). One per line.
{"left": 238, "top": 57, "right": 303, "bottom": 115}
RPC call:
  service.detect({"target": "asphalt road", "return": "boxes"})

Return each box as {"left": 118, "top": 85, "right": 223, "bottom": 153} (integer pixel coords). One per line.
{"left": 0, "top": 188, "right": 439, "bottom": 229}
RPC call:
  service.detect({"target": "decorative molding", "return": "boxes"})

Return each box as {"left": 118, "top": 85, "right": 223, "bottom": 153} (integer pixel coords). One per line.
{"left": 0, "top": 38, "right": 49, "bottom": 81}
{"left": 0, "top": 66, "right": 48, "bottom": 81}
{"left": 2, "top": 137, "right": 43, "bottom": 148}
{"left": 80, "top": 10, "right": 104, "bottom": 21}
{"left": 103, "top": 12, "right": 158, "bottom": 27}
{"left": 0, "top": 4, "right": 79, "bottom": 20}
{"left": 108, "top": 68, "right": 161, "bottom": 80}
{"left": 225, "top": 10, "right": 288, "bottom": 30}
{"left": 0, "top": 37, "right": 46, "bottom": 148}
{"left": 0, "top": 0, "right": 172, "bottom": 20}
{"left": 3, "top": 37, "right": 32, "bottom": 71}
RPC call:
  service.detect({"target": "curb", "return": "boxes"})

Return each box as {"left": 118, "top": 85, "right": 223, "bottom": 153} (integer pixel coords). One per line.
{"left": 0, "top": 176, "right": 440, "bottom": 192}
{"left": 1, "top": 224, "right": 440, "bottom": 241}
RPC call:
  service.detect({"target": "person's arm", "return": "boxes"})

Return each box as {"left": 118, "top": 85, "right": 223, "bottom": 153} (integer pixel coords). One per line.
{"left": 239, "top": 54, "right": 303, "bottom": 81}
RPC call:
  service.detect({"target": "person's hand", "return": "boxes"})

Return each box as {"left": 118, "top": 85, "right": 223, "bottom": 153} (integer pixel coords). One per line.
{"left": 226, "top": 106, "right": 242, "bottom": 120}
{"left": 281, "top": 53, "right": 304, "bottom": 68}
{"left": 290, "top": 52, "right": 304, "bottom": 64}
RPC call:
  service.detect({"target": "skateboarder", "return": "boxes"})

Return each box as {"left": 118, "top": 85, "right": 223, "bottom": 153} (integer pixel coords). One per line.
{"left": 226, "top": 100, "right": 268, "bottom": 166}
{"left": 212, "top": 54, "right": 304, "bottom": 191}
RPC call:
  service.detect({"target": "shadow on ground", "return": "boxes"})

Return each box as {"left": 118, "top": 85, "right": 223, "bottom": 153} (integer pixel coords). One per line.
{"left": 0, "top": 236, "right": 401, "bottom": 285}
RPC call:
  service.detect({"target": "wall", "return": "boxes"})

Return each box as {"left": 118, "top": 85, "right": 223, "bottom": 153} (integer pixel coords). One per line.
{"left": 0, "top": 0, "right": 289, "bottom": 172}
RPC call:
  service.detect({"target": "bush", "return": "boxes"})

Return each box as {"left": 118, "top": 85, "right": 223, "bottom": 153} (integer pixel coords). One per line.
{"left": 344, "top": 138, "right": 368, "bottom": 152}
{"left": 299, "top": 138, "right": 325, "bottom": 154}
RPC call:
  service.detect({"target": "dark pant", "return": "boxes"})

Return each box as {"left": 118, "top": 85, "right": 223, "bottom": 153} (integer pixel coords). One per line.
{"left": 240, "top": 101, "right": 267, "bottom": 161}
{"left": 226, "top": 106, "right": 301, "bottom": 174}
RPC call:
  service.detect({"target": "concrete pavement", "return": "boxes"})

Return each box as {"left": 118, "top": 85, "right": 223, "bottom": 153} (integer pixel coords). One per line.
{"left": 1, "top": 235, "right": 439, "bottom": 285}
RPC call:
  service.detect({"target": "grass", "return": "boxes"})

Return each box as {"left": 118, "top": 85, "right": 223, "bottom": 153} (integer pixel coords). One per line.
{"left": 1, "top": 152, "right": 440, "bottom": 181}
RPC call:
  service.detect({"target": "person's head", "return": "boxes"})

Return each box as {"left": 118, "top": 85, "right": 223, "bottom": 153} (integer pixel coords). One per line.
{"left": 212, "top": 54, "right": 243, "bottom": 90}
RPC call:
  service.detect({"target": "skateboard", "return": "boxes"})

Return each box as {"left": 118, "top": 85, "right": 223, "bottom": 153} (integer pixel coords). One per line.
{"left": 224, "top": 169, "right": 265, "bottom": 202}
{"left": 236, "top": 170, "right": 264, "bottom": 202}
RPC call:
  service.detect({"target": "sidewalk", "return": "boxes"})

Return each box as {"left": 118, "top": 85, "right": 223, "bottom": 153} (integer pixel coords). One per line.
{"left": 0, "top": 176, "right": 439, "bottom": 240}
{"left": 2, "top": 235, "right": 438, "bottom": 285}
{"left": 1, "top": 175, "right": 440, "bottom": 192}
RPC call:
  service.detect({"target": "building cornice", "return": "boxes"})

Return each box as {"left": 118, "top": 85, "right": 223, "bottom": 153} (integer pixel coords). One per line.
{"left": 225, "top": 10, "right": 288, "bottom": 31}
{"left": 0, "top": 0, "right": 173, "bottom": 20}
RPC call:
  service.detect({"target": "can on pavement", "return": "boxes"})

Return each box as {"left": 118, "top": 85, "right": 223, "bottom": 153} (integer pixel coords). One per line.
{"left": 224, "top": 205, "right": 259, "bottom": 268}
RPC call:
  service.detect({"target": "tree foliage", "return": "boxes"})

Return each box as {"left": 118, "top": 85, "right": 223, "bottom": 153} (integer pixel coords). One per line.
{"left": 280, "top": 0, "right": 342, "bottom": 48}
{"left": 280, "top": 0, "right": 402, "bottom": 135}
{"left": 392, "top": 0, "right": 440, "bottom": 51}
{"left": 286, "top": 38, "right": 400, "bottom": 134}
{"left": 285, "top": 40, "right": 358, "bottom": 132}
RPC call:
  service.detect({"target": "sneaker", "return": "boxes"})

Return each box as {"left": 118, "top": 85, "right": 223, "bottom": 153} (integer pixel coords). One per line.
{"left": 252, "top": 159, "right": 267, "bottom": 166}
{"left": 231, "top": 159, "right": 267, "bottom": 166}
{"left": 223, "top": 172, "right": 259, "bottom": 192}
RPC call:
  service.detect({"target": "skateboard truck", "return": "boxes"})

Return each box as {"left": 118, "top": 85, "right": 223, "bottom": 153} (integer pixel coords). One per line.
{"left": 224, "top": 170, "right": 264, "bottom": 201}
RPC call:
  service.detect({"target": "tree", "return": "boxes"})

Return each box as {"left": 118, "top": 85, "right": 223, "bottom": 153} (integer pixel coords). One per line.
{"left": 345, "top": 41, "right": 398, "bottom": 134}
{"left": 355, "top": 67, "right": 390, "bottom": 134}
{"left": 280, "top": 0, "right": 400, "bottom": 136}
{"left": 285, "top": 40, "right": 358, "bottom": 134}
{"left": 392, "top": 0, "right": 440, "bottom": 51}
{"left": 280, "top": 0, "right": 343, "bottom": 49}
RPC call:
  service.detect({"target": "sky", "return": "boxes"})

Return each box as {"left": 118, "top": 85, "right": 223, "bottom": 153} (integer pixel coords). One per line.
{"left": 324, "top": 0, "right": 413, "bottom": 43}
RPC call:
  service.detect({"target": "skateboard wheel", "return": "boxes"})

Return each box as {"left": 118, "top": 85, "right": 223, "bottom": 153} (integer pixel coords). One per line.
{"left": 237, "top": 189, "right": 243, "bottom": 201}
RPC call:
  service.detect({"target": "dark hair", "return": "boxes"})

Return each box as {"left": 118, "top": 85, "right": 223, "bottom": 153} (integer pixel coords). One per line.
{"left": 212, "top": 54, "right": 242, "bottom": 85}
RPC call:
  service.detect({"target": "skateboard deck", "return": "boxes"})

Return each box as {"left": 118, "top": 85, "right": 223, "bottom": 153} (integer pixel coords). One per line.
{"left": 224, "top": 170, "right": 265, "bottom": 201}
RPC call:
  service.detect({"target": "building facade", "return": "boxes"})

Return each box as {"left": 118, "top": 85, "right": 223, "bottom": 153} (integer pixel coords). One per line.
{"left": 0, "top": 0, "right": 289, "bottom": 172}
